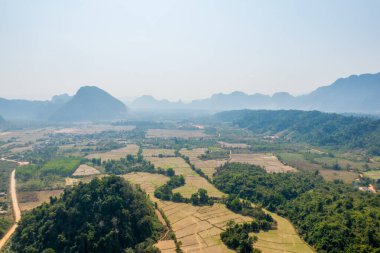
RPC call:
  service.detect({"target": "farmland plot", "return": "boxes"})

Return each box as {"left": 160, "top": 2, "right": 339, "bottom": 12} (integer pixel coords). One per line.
{"left": 18, "top": 190, "right": 63, "bottom": 211}
{"left": 254, "top": 211, "right": 314, "bottom": 253}
{"left": 218, "top": 141, "right": 250, "bottom": 149}
{"left": 145, "top": 155, "right": 224, "bottom": 198}
{"left": 85, "top": 144, "right": 139, "bottom": 160}
{"left": 143, "top": 148, "right": 176, "bottom": 157}
{"left": 146, "top": 129, "right": 207, "bottom": 139}
{"left": 72, "top": 164, "right": 100, "bottom": 177}
{"left": 123, "top": 172, "right": 250, "bottom": 253}
{"left": 180, "top": 148, "right": 227, "bottom": 179}
{"left": 230, "top": 154, "right": 297, "bottom": 173}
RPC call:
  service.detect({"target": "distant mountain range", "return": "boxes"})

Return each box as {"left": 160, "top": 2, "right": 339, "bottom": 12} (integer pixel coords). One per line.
{"left": 0, "top": 86, "right": 128, "bottom": 122}
{"left": 0, "top": 72, "right": 379, "bottom": 121}
{"left": 129, "top": 72, "right": 380, "bottom": 114}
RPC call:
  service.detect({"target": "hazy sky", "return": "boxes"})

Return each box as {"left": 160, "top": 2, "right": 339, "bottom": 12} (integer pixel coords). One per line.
{"left": 1, "top": 0, "right": 379, "bottom": 101}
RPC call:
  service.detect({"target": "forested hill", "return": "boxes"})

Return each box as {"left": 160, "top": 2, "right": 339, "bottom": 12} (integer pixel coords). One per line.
{"left": 11, "top": 176, "right": 163, "bottom": 253}
{"left": 216, "top": 110, "right": 380, "bottom": 154}
{"left": 49, "top": 86, "right": 128, "bottom": 122}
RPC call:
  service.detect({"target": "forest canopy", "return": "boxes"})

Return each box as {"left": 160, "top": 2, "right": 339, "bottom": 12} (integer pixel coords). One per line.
{"left": 11, "top": 176, "right": 163, "bottom": 253}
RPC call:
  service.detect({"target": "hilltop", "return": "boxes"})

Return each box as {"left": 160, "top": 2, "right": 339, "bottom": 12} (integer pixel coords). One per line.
{"left": 49, "top": 86, "right": 128, "bottom": 122}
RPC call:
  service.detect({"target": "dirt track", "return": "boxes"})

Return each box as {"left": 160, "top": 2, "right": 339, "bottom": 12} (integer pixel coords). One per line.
{"left": 0, "top": 169, "right": 21, "bottom": 250}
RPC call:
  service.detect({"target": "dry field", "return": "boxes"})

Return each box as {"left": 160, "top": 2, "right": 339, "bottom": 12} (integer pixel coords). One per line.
{"left": 146, "top": 129, "right": 208, "bottom": 139}
{"left": 123, "top": 172, "right": 313, "bottom": 253}
{"left": 85, "top": 144, "right": 139, "bottom": 161}
{"left": 319, "top": 169, "right": 358, "bottom": 184}
{"left": 65, "top": 174, "right": 105, "bottom": 187}
{"left": 364, "top": 170, "right": 380, "bottom": 180}
{"left": 254, "top": 211, "right": 315, "bottom": 253}
{"left": 143, "top": 149, "right": 176, "bottom": 157}
{"left": 52, "top": 124, "right": 135, "bottom": 134}
{"left": 18, "top": 190, "right": 63, "bottom": 211}
{"left": 145, "top": 156, "right": 224, "bottom": 198}
{"left": 218, "top": 142, "right": 250, "bottom": 149}
{"left": 123, "top": 172, "right": 250, "bottom": 253}
{"left": 230, "top": 154, "right": 297, "bottom": 173}
{"left": 72, "top": 164, "right": 100, "bottom": 177}
{"left": 180, "top": 148, "right": 227, "bottom": 179}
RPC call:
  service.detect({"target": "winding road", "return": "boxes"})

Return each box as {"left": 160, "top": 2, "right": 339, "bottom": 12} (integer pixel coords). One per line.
{"left": 0, "top": 169, "right": 21, "bottom": 250}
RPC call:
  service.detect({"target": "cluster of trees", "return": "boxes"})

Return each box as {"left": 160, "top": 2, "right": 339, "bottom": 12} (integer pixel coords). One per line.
{"left": 11, "top": 176, "right": 164, "bottom": 253}
{"left": 103, "top": 154, "right": 155, "bottom": 175}
{"left": 214, "top": 163, "right": 380, "bottom": 253}
{"left": 153, "top": 171, "right": 213, "bottom": 206}
{"left": 190, "top": 188, "right": 213, "bottom": 206}
{"left": 225, "top": 195, "right": 274, "bottom": 231}
{"left": 199, "top": 148, "right": 229, "bottom": 161}
{"left": 154, "top": 174, "right": 185, "bottom": 201}
{"left": 220, "top": 221, "right": 261, "bottom": 253}
{"left": 216, "top": 110, "right": 380, "bottom": 154}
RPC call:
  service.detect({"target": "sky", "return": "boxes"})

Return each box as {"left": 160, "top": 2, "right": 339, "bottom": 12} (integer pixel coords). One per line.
{"left": 0, "top": 0, "right": 379, "bottom": 102}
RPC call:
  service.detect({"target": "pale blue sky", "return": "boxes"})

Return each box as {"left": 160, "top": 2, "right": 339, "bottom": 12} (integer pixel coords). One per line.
{"left": 0, "top": 0, "right": 379, "bottom": 101}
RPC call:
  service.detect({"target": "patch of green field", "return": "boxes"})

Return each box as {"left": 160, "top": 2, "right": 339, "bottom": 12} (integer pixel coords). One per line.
{"left": 364, "top": 170, "right": 380, "bottom": 180}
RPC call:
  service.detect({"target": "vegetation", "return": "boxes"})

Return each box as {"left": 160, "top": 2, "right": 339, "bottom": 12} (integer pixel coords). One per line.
{"left": 217, "top": 110, "right": 380, "bottom": 155}
{"left": 220, "top": 221, "right": 260, "bottom": 253}
{"left": 214, "top": 163, "right": 380, "bottom": 253}
{"left": 11, "top": 176, "right": 163, "bottom": 253}
{"left": 199, "top": 148, "right": 229, "bottom": 160}
{"left": 16, "top": 157, "right": 83, "bottom": 191}
{"left": 154, "top": 175, "right": 185, "bottom": 201}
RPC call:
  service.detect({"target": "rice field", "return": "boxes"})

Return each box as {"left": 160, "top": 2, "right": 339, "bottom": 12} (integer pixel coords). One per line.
{"left": 145, "top": 155, "right": 224, "bottom": 198}
{"left": 18, "top": 190, "right": 63, "bottom": 211}
{"left": 218, "top": 141, "right": 250, "bottom": 149}
{"left": 85, "top": 144, "right": 139, "bottom": 161}
{"left": 180, "top": 148, "right": 227, "bottom": 179}
{"left": 254, "top": 211, "right": 315, "bottom": 253}
{"left": 143, "top": 149, "right": 176, "bottom": 157}
{"left": 230, "top": 153, "right": 297, "bottom": 173}
{"left": 319, "top": 169, "right": 358, "bottom": 184}
{"left": 123, "top": 172, "right": 249, "bottom": 253}
{"left": 72, "top": 164, "right": 100, "bottom": 177}
{"left": 146, "top": 129, "right": 208, "bottom": 139}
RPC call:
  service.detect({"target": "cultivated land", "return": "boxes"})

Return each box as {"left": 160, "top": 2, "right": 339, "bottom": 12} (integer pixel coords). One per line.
{"left": 230, "top": 153, "right": 297, "bottom": 173}
{"left": 72, "top": 164, "right": 100, "bottom": 177}
{"left": 319, "top": 169, "right": 358, "bottom": 184}
{"left": 180, "top": 148, "right": 227, "bottom": 178}
{"left": 123, "top": 172, "right": 250, "bottom": 253}
{"left": 145, "top": 153, "right": 224, "bottom": 198}
{"left": 18, "top": 190, "right": 63, "bottom": 211}
{"left": 364, "top": 170, "right": 380, "bottom": 180}
{"left": 254, "top": 211, "right": 314, "bottom": 253}
{"left": 85, "top": 144, "right": 139, "bottom": 160}
{"left": 146, "top": 129, "right": 208, "bottom": 139}
{"left": 142, "top": 148, "right": 176, "bottom": 157}
{"left": 218, "top": 141, "right": 250, "bottom": 149}
{"left": 53, "top": 124, "right": 135, "bottom": 134}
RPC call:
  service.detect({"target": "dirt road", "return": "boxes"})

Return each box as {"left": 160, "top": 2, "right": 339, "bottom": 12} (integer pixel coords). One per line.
{"left": 0, "top": 169, "right": 21, "bottom": 250}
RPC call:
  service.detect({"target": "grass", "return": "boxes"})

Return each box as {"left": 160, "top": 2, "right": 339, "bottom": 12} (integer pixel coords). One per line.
{"left": 363, "top": 170, "right": 380, "bottom": 180}
{"left": 319, "top": 169, "right": 358, "bottom": 183}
